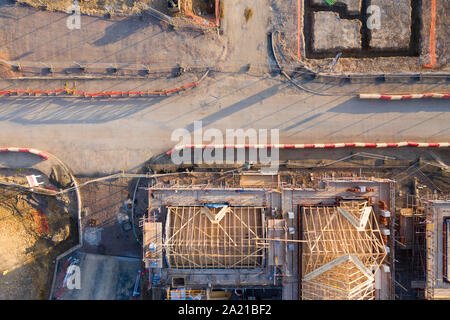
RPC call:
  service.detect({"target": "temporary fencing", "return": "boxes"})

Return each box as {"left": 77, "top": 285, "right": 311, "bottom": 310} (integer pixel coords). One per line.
{"left": 0, "top": 147, "right": 50, "bottom": 159}
{"left": 0, "top": 72, "right": 209, "bottom": 98}
{"left": 359, "top": 93, "right": 450, "bottom": 100}
{"left": 166, "top": 141, "right": 450, "bottom": 155}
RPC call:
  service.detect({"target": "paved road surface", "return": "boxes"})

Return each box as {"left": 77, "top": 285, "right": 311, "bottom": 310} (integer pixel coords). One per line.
{"left": 0, "top": 74, "right": 448, "bottom": 174}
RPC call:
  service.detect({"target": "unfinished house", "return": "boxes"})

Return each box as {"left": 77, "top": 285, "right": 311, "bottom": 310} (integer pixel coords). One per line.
{"left": 301, "top": 201, "right": 387, "bottom": 300}
{"left": 143, "top": 195, "right": 281, "bottom": 300}
{"left": 425, "top": 200, "right": 450, "bottom": 300}
{"left": 141, "top": 174, "right": 395, "bottom": 300}
{"left": 164, "top": 206, "right": 266, "bottom": 269}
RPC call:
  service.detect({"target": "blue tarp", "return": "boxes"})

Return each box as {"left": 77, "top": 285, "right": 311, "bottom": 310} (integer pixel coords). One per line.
{"left": 204, "top": 204, "right": 227, "bottom": 208}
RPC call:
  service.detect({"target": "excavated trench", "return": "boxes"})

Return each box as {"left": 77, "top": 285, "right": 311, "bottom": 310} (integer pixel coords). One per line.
{"left": 303, "top": 0, "right": 421, "bottom": 58}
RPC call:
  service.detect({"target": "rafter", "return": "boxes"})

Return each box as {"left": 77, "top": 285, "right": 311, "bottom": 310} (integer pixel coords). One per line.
{"left": 301, "top": 203, "right": 387, "bottom": 300}
{"left": 165, "top": 206, "right": 266, "bottom": 269}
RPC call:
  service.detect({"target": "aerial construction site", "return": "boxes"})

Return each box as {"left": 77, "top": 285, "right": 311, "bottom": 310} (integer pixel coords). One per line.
{"left": 0, "top": 0, "right": 448, "bottom": 305}
{"left": 137, "top": 150, "right": 448, "bottom": 300}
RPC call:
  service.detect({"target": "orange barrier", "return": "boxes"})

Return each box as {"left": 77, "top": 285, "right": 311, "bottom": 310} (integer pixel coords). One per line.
{"left": 424, "top": 0, "right": 437, "bottom": 68}
{"left": 297, "top": 0, "right": 301, "bottom": 60}
{"left": 0, "top": 80, "right": 200, "bottom": 98}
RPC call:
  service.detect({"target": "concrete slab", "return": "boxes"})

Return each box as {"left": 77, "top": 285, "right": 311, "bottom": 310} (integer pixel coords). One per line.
{"left": 53, "top": 252, "right": 141, "bottom": 300}
{"left": 312, "top": 12, "right": 362, "bottom": 50}
{"left": 369, "top": 0, "right": 412, "bottom": 49}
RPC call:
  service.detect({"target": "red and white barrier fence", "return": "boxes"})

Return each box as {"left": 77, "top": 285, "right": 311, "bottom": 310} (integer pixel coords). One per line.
{"left": 0, "top": 147, "right": 49, "bottom": 160}
{"left": 166, "top": 141, "right": 450, "bottom": 155}
{"left": 359, "top": 93, "right": 450, "bottom": 100}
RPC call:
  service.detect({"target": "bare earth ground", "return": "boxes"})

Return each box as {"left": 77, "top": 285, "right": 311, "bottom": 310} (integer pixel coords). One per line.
{"left": 0, "top": 0, "right": 276, "bottom": 79}
{"left": 273, "top": 0, "right": 449, "bottom": 74}
{"left": 0, "top": 4, "right": 226, "bottom": 75}
{"left": 0, "top": 150, "right": 79, "bottom": 299}
{"left": 220, "top": 0, "right": 274, "bottom": 71}
{"left": 18, "top": 0, "right": 215, "bottom": 16}
{"left": 18, "top": 0, "right": 166, "bottom": 15}
{"left": 0, "top": 183, "right": 77, "bottom": 299}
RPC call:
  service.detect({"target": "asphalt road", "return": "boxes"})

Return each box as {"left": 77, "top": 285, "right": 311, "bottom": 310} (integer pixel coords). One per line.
{"left": 0, "top": 2, "right": 448, "bottom": 174}
{"left": 0, "top": 74, "right": 448, "bottom": 174}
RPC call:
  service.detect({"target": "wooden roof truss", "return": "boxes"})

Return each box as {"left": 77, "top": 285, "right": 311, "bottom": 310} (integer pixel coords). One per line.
{"left": 165, "top": 206, "right": 267, "bottom": 269}
{"left": 302, "top": 203, "right": 387, "bottom": 300}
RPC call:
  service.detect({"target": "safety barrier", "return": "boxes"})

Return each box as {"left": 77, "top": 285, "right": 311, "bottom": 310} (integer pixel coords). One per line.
{"left": 0, "top": 147, "right": 50, "bottom": 159}
{"left": 0, "top": 70, "right": 210, "bottom": 98}
{"left": 166, "top": 142, "right": 450, "bottom": 155}
{"left": 0, "top": 84, "right": 197, "bottom": 97}
{"left": 360, "top": 93, "right": 450, "bottom": 100}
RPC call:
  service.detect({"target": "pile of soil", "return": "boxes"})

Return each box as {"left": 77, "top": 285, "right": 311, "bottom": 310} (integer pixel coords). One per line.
{"left": 0, "top": 187, "right": 77, "bottom": 299}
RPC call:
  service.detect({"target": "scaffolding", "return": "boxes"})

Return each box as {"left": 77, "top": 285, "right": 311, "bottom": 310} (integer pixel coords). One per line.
{"left": 301, "top": 202, "right": 387, "bottom": 300}
{"left": 425, "top": 200, "right": 435, "bottom": 300}
{"left": 164, "top": 206, "right": 267, "bottom": 269}
{"left": 143, "top": 220, "right": 163, "bottom": 269}
{"left": 167, "top": 288, "right": 206, "bottom": 300}
{"left": 408, "top": 195, "right": 427, "bottom": 297}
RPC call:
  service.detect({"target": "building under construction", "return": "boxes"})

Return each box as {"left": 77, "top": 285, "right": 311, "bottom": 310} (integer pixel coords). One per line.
{"left": 141, "top": 173, "right": 395, "bottom": 300}
{"left": 392, "top": 193, "right": 450, "bottom": 300}
{"left": 301, "top": 202, "right": 387, "bottom": 300}
{"left": 424, "top": 200, "right": 450, "bottom": 300}
{"left": 164, "top": 206, "right": 266, "bottom": 269}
